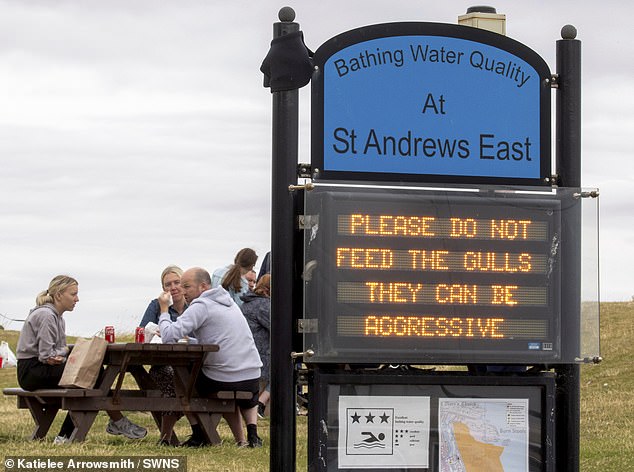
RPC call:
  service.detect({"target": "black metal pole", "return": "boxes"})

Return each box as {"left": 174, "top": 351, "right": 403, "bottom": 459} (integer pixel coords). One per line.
{"left": 557, "top": 25, "right": 582, "bottom": 186}
{"left": 555, "top": 24, "right": 581, "bottom": 472}
{"left": 270, "top": 7, "right": 299, "bottom": 472}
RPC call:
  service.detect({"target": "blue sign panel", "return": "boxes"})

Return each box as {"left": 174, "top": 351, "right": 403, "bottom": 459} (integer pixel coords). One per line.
{"left": 312, "top": 23, "right": 551, "bottom": 184}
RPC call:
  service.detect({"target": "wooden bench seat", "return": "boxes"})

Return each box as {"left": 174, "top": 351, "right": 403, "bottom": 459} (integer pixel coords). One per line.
{"left": 3, "top": 387, "right": 253, "bottom": 400}
{"left": 3, "top": 387, "right": 102, "bottom": 398}
{"left": 3, "top": 387, "right": 103, "bottom": 441}
{"left": 3, "top": 387, "right": 255, "bottom": 443}
{"left": 3, "top": 387, "right": 104, "bottom": 423}
{"left": 213, "top": 390, "right": 254, "bottom": 400}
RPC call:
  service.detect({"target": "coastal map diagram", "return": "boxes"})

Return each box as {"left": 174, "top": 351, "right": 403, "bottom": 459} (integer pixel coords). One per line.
{"left": 338, "top": 395, "right": 430, "bottom": 469}
{"left": 438, "top": 398, "right": 529, "bottom": 472}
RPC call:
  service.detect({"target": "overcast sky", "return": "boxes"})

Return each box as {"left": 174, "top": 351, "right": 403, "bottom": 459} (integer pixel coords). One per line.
{"left": 0, "top": 1, "right": 631, "bottom": 336}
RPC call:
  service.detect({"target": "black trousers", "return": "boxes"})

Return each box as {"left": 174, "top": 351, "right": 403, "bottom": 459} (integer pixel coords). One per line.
{"left": 17, "top": 357, "right": 66, "bottom": 390}
{"left": 17, "top": 357, "right": 74, "bottom": 438}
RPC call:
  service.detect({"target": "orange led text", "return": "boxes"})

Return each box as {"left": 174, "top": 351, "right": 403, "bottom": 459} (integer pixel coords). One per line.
{"left": 364, "top": 315, "right": 505, "bottom": 338}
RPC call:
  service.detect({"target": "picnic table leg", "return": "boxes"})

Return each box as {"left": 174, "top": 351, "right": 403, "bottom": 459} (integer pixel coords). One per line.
{"left": 152, "top": 412, "right": 168, "bottom": 442}
{"left": 196, "top": 412, "right": 223, "bottom": 445}
{"left": 111, "top": 353, "right": 131, "bottom": 405}
{"left": 96, "top": 365, "right": 120, "bottom": 394}
{"left": 127, "top": 365, "right": 180, "bottom": 445}
{"left": 171, "top": 365, "right": 226, "bottom": 446}
{"left": 171, "top": 366, "right": 190, "bottom": 403}
{"left": 67, "top": 411, "right": 99, "bottom": 442}
{"left": 24, "top": 398, "right": 58, "bottom": 440}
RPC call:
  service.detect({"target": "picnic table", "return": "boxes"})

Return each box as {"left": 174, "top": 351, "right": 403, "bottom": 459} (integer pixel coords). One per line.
{"left": 4, "top": 343, "right": 248, "bottom": 444}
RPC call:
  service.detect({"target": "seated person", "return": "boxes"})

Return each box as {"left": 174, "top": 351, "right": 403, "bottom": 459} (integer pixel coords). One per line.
{"left": 245, "top": 269, "right": 257, "bottom": 292}
{"left": 17, "top": 275, "right": 147, "bottom": 443}
{"left": 211, "top": 248, "right": 258, "bottom": 307}
{"left": 158, "top": 267, "right": 263, "bottom": 448}
{"left": 240, "top": 274, "right": 271, "bottom": 416}
{"left": 140, "top": 265, "right": 188, "bottom": 326}
{"left": 139, "top": 265, "right": 188, "bottom": 446}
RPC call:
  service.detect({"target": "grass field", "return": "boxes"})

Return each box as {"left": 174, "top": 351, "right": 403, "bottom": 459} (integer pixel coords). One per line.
{"left": 579, "top": 302, "right": 634, "bottom": 471}
{"left": 1, "top": 302, "right": 632, "bottom": 471}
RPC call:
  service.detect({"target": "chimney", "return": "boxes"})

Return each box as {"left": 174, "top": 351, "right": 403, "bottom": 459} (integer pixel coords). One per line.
{"left": 458, "top": 6, "right": 506, "bottom": 36}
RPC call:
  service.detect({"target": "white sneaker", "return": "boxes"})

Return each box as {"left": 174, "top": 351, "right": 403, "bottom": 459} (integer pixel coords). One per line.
{"left": 106, "top": 417, "right": 147, "bottom": 439}
{"left": 53, "top": 435, "right": 70, "bottom": 445}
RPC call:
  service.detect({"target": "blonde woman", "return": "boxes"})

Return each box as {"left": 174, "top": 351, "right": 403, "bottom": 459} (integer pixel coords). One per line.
{"left": 139, "top": 265, "right": 188, "bottom": 446}
{"left": 140, "top": 265, "right": 187, "bottom": 327}
{"left": 17, "top": 275, "right": 147, "bottom": 443}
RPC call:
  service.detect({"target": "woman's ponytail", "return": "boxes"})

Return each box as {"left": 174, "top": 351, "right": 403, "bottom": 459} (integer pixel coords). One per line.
{"left": 35, "top": 289, "right": 53, "bottom": 306}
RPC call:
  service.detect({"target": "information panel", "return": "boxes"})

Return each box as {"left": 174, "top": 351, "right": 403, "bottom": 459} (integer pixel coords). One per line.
{"left": 308, "top": 370, "right": 556, "bottom": 472}
{"left": 303, "top": 184, "right": 574, "bottom": 363}
{"left": 311, "top": 23, "right": 551, "bottom": 184}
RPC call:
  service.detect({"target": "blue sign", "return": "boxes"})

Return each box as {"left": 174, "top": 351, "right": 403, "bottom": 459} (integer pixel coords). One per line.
{"left": 312, "top": 23, "right": 551, "bottom": 184}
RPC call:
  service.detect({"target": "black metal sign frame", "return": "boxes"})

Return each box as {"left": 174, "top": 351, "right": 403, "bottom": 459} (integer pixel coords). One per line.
{"left": 311, "top": 22, "right": 552, "bottom": 185}
{"left": 308, "top": 368, "right": 556, "bottom": 472}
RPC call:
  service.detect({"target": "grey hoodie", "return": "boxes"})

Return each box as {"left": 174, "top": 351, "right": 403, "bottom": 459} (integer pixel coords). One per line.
{"left": 17, "top": 304, "right": 68, "bottom": 363}
{"left": 159, "top": 286, "right": 262, "bottom": 382}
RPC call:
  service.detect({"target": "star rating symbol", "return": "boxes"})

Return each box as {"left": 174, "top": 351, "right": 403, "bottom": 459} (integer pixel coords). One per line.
{"left": 365, "top": 412, "right": 375, "bottom": 423}
{"left": 351, "top": 412, "right": 361, "bottom": 423}
{"left": 380, "top": 412, "right": 390, "bottom": 423}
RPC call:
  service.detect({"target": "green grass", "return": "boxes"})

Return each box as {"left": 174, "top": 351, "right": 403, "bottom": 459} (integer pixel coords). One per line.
{"left": 579, "top": 302, "right": 634, "bottom": 471}
{"left": 1, "top": 303, "right": 632, "bottom": 471}
{"left": 0, "top": 331, "right": 308, "bottom": 472}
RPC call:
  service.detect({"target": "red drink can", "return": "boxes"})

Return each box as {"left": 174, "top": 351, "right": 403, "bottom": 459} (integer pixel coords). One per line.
{"left": 135, "top": 327, "right": 145, "bottom": 343}
{"left": 105, "top": 326, "right": 115, "bottom": 343}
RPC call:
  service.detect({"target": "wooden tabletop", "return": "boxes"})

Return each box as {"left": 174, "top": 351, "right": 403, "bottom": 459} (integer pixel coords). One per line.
{"left": 105, "top": 342, "right": 219, "bottom": 352}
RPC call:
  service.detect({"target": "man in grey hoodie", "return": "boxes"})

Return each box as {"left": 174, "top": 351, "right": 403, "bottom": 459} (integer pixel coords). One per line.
{"left": 158, "top": 267, "right": 263, "bottom": 448}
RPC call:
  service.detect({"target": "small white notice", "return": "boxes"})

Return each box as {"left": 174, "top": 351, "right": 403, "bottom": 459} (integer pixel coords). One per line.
{"left": 338, "top": 395, "right": 430, "bottom": 469}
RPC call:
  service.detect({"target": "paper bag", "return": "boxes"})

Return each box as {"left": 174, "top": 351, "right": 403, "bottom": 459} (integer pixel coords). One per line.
{"left": 59, "top": 337, "right": 107, "bottom": 389}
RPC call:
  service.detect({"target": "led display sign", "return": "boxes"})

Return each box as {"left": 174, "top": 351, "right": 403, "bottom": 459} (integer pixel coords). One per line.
{"left": 303, "top": 185, "right": 566, "bottom": 363}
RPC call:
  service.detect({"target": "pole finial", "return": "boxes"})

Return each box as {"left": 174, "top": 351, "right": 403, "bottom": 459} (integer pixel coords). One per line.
{"left": 278, "top": 6, "right": 296, "bottom": 22}
{"left": 561, "top": 24, "right": 577, "bottom": 40}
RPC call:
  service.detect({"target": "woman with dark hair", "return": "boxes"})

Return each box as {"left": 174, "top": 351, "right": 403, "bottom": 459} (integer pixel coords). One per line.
{"left": 211, "top": 247, "right": 258, "bottom": 307}
{"left": 17, "top": 275, "right": 147, "bottom": 443}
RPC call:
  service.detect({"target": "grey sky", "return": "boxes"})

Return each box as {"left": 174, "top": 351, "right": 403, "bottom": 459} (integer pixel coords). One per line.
{"left": 0, "top": 1, "right": 631, "bottom": 336}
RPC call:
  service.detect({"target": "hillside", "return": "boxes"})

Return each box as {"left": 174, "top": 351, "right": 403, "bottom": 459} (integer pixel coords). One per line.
{"left": 579, "top": 302, "right": 633, "bottom": 470}
{"left": 0, "top": 302, "right": 632, "bottom": 471}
